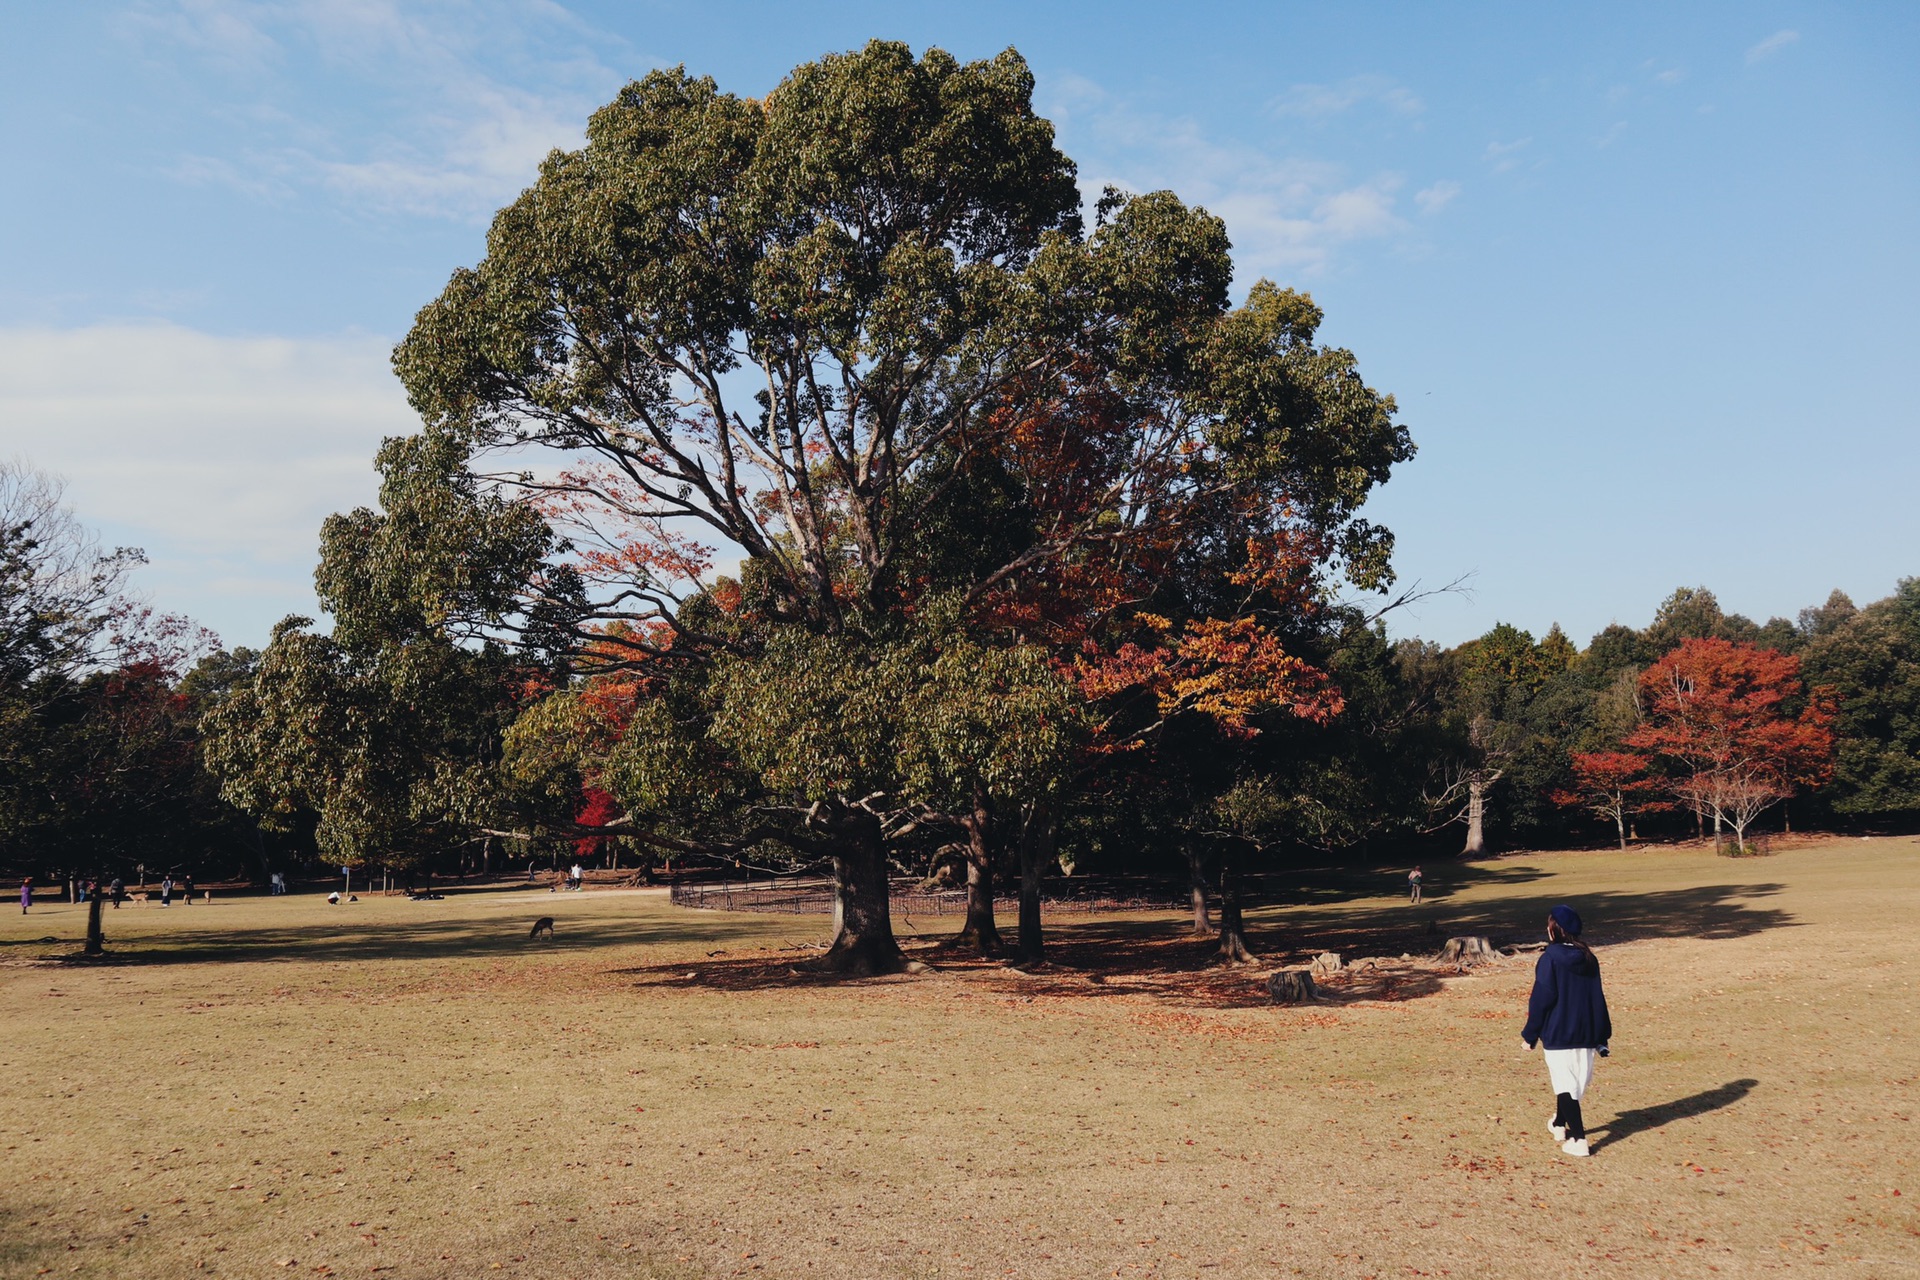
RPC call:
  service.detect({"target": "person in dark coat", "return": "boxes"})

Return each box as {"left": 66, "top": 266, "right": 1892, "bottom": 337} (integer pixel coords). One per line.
{"left": 1521, "top": 904, "right": 1612, "bottom": 1157}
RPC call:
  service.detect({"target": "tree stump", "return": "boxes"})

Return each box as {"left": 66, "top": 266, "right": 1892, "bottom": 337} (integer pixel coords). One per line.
{"left": 1436, "top": 935, "right": 1498, "bottom": 967}
{"left": 1267, "top": 969, "right": 1318, "bottom": 1003}
{"left": 1309, "top": 951, "right": 1343, "bottom": 978}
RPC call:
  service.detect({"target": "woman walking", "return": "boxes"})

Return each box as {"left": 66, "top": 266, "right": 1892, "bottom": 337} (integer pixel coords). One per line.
{"left": 18, "top": 877, "right": 30, "bottom": 915}
{"left": 1521, "top": 904, "right": 1611, "bottom": 1157}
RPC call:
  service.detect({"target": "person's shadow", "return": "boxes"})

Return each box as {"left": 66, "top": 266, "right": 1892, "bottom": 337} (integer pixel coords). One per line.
{"left": 1590, "top": 1079, "right": 1758, "bottom": 1151}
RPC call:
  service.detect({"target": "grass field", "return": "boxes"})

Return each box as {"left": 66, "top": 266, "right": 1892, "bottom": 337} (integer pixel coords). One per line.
{"left": 1, "top": 838, "right": 1915, "bottom": 1279}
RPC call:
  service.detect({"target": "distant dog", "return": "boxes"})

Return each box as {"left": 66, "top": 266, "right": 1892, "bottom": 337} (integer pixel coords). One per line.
{"left": 528, "top": 916, "right": 555, "bottom": 941}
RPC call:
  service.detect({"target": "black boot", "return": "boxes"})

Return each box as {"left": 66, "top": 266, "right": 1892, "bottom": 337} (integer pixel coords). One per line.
{"left": 1559, "top": 1096, "right": 1590, "bottom": 1156}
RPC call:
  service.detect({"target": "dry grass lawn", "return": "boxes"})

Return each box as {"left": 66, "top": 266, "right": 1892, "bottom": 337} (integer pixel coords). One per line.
{"left": 1, "top": 838, "right": 1916, "bottom": 1279}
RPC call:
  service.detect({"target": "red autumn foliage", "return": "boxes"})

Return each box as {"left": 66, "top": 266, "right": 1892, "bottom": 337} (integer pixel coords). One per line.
{"left": 1553, "top": 749, "right": 1669, "bottom": 849}
{"left": 1622, "top": 638, "right": 1836, "bottom": 845}
{"left": 573, "top": 787, "right": 621, "bottom": 858}
{"left": 960, "top": 380, "right": 1345, "bottom": 750}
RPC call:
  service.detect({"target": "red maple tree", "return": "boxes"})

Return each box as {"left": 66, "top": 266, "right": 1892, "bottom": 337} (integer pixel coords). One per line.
{"left": 1554, "top": 749, "right": 1672, "bottom": 850}
{"left": 1623, "top": 638, "right": 1835, "bottom": 851}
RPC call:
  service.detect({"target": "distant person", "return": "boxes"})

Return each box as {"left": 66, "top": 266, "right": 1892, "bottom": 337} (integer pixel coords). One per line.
{"left": 327, "top": 890, "right": 341, "bottom": 905}
{"left": 183, "top": 874, "right": 195, "bottom": 905}
{"left": 110, "top": 877, "right": 124, "bottom": 909}
{"left": 1522, "top": 904, "right": 1612, "bottom": 1159}
{"left": 270, "top": 871, "right": 284, "bottom": 896}
{"left": 160, "top": 876, "right": 174, "bottom": 907}
{"left": 1408, "top": 866, "right": 1424, "bottom": 905}
{"left": 19, "top": 877, "right": 30, "bottom": 915}
{"left": 569, "top": 863, "right": 583, "bottom": 891}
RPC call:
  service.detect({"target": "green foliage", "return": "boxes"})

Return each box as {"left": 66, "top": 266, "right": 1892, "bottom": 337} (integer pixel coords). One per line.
{"left": 1644, "top": 586, "right": 1762, "bottom": 653}
{"left": 1211, "top": 775, "right": 1290, "bottom": 849}
{"left": 392, "top": 42, "right": 1090, "bottom": 631}
{"left": 315, "top": 431, "right": 561, "bottom": 655}
{"left": 1799, "top": 579, "right": 1920, "bottom": 817}
{"left": 709, "top": 628, "right": 900, "bottom": 804}
{"left": 896, "top": 630, "right": 1081, "bottom": 813}
{"left": 203, "top": 436, "right": 558, "bottom": 868}
{"left": 1199, "top": 280, "right": 1412, "bottom": 587}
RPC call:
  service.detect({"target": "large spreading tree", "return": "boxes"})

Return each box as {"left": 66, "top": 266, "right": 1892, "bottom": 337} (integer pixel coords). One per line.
{"left": 384, "top": 41, "right": 1411, "bottom": 971}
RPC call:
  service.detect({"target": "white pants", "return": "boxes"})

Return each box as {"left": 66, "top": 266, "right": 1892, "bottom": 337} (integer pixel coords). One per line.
{"left": 1544, "top": 1048, "right": 1596, "bottom": 1101}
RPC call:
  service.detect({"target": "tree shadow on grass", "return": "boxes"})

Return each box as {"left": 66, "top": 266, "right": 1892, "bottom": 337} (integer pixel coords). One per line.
{"left": 1242, "top": 857, "right": 1556, "bottom": 909}
{"left": 1247, "top": 881, "right": 1797, "bottom": 963}
{"left": 613, "top": 914, "right": 1457, "bottom": 1009}
{"left": 622, "top": 877, "right": 1800, "bottom": 1008}
{"left": 28, "top": 907, "right": 805, "bottom": 968}
{"left": 1590, "top": 1079, "right": 1759, "bottom": 1152}
{"left": 41, "top": 874, "right": 1798, "bottom": 1019}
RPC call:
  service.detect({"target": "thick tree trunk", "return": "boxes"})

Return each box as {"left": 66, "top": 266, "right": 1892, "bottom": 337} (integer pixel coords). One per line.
{"left": 1461, "top": 779, "right": 1488, "bottom": 856}
{"left": 822, "top": 805, "right": 907, "bottom": 975}
{"left": 1614, "top": 809, "right": 1627, "bottom": 852}
{"left": 83, "top": 893, "right": 105, "bottom": 956}
{"left": 1016, "top": 801, "right": 1053, "bottom": 963}
{"left": 1185, "top": 842, "right": 1211, "bottom": 934}
{"left": 1215, "top": 857, "right": 1255, "bottom": 964}
{"left": 953, "top": 791, "right": 1002, "bottom": 956}
{"left": 1712, "top": 810, "right": 1724, "bottom": 854}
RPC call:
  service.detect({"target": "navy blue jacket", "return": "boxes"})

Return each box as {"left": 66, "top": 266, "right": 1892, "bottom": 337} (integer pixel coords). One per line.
{"left": 1522, "top": 941, "right": 1612, "bottom": 1051}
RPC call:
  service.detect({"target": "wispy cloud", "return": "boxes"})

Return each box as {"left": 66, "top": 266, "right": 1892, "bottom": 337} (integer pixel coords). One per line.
{"left": 1045, "top": 73, "right": 1422, "bottom": 277}
{"left": 1484, "top": 137, "right": 1534, "bottom": 174}
{"left": 127, "top": 1, "right": 631, "bottom": 221}
{"left": 128, "top": 0, "right": 281, "bottom": 70}
{"left": 1746, "top": 30, "right": 1800, "bottom": 64}
{"left": 1414, "top": 180, "right": 1460, "bottom": 215}
{"left": 1270, "top": 74, "right": 1423, "bottom": 120}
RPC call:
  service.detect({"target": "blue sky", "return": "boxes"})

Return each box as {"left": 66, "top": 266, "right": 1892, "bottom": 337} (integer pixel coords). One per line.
{"left": 2, "top": 1, "right": 1916, "bottom": 650}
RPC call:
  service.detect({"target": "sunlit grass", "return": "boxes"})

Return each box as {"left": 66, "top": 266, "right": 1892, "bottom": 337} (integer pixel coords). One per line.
{"left": 2, "top": 838, "right": 1915, "bottom": 1278}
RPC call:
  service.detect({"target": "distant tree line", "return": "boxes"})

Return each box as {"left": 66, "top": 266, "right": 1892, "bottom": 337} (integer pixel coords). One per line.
{"left": 5, "top": 46, "right": 1915, "bottom": 975}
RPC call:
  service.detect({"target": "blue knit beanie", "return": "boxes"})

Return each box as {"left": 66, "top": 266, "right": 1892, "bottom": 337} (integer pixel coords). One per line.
{"left": 1549, "top": 904, "right": 1583, "bottom": 937}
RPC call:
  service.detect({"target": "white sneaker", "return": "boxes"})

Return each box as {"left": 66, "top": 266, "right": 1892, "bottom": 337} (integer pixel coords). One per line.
{"left": 1561, "top": 1137, "right": 1591, "bottom": 1158}
{"left": 1548, "top": 1118, "right": 1568, "bottom": 1142}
